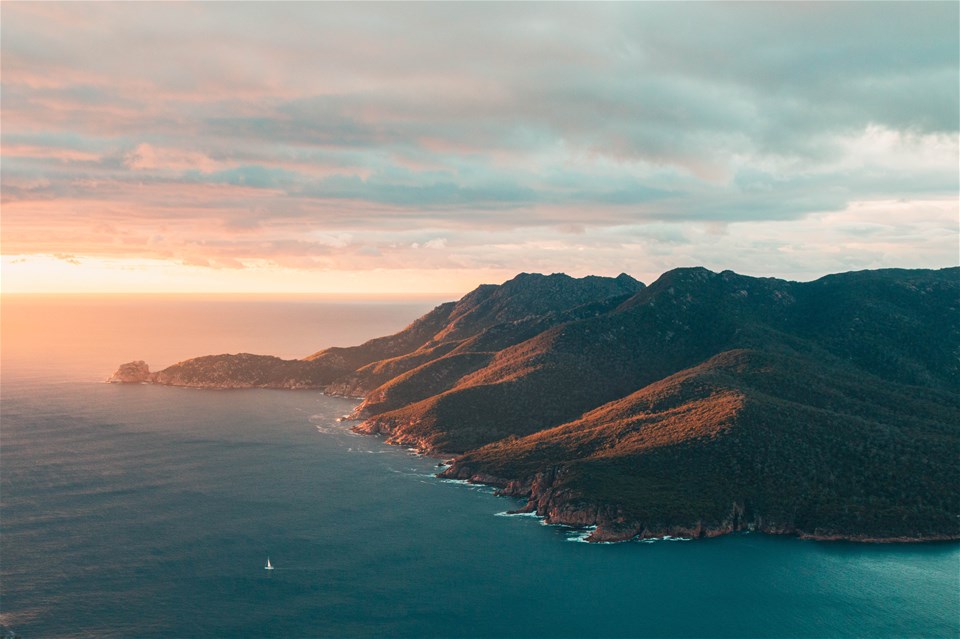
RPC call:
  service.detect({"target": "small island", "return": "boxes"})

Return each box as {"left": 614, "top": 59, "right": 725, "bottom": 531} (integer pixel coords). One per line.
{"left": 108, "top": 360, "right": 153, "bottom": 384}
{"left": 110, "top": 267, "right": 960, "bottom": 543}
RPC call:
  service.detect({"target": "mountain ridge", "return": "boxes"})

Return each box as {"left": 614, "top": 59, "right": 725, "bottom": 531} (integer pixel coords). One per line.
{"left": 108, "top": 266, "right": 960, "bottom": 543}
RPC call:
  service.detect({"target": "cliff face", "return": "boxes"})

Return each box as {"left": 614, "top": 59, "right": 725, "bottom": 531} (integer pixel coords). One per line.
{"left": 453, "top": 464, "right": 958, "bottom": 544}
{"left": 108, "top": 267, "right": 960, "bottom": 542}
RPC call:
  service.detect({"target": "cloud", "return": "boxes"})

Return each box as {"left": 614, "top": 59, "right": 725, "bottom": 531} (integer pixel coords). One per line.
{"left": 1, "top": 3, "right": 957, "bottom": 291}
{"left": 124, "top": 144, "right": 220, "bottom": 172}
{"left": 53, "top": 253, "right": 81, "bottom": 265}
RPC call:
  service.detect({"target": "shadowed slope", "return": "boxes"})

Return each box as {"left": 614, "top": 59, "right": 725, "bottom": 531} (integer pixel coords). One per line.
{"left": 358, "top": 267, "right": 958, "bottom": 452}
{"left": 444, "top": 349, "right": 959, "bottom": 541}
{"left": 329, "top": 278, "right": 642, "bottom": 399}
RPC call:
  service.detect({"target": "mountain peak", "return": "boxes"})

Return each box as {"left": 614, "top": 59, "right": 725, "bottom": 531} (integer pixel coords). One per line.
{"left": 108, "top": 266, "right": 959, "bottom": 544}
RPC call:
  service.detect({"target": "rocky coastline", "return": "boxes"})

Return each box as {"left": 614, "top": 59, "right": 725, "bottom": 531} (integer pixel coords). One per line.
{"left": 106, "top": 267, "right": 960, "bottom": 545}
{"left": 107, "top": 363, "right": 960, "bottom": 545}
{"left": 436, "top": 461, "right": 960, "bottom": 544}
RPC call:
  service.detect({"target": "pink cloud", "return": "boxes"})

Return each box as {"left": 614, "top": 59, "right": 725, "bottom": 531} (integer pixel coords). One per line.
{"left": 2, "top": 144, "right": 101, "bottom": 163}
{"left": 123, "top": 144, "right": 221, "bottom": 172}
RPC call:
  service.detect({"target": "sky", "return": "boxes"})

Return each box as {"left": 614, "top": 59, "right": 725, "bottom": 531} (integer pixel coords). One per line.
{"left": 2, "top": 2, "right": 957, "bottom": 295}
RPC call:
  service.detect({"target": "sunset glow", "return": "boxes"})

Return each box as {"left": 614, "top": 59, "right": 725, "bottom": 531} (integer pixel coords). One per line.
{"left": 3, "top": 5, "right": 960, "bottom": 636}
{"left": 2, "top": 2, "right": 957, "bottom": 294}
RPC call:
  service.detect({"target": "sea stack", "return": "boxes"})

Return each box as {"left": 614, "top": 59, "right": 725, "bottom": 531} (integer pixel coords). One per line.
{"left": 108, "top": 360, "right": 153, "bottom": 384}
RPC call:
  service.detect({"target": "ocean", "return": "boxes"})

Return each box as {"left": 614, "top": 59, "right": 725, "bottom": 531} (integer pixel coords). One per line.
{"left": 2, "top": 296, "right": 958, "bottom": 639}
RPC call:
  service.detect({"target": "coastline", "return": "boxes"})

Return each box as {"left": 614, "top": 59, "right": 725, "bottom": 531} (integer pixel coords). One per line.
{"left": 434, "top": 463, "right": 960, "bottom": 545}
{"left": 109, "top": 375, "right": 960, "bottom": 546}
{"left": 347, "top": 414, "right": 959, "bottom": 545}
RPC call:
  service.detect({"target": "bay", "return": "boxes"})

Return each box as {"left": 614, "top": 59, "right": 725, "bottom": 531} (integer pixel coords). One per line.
{"left": 2, "top": 297, "right": 958, "bottom": 638}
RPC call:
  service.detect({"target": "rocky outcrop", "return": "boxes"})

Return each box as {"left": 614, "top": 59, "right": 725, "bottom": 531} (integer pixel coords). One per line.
{"left": 108, "top": 360, "right": 153, "bottom": 383}
{"left": 351, "top": 415, "right": 442, "bottom": 453}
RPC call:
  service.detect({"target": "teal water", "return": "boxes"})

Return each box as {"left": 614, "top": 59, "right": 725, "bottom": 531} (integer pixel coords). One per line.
{"left": 2, "top": 298, "right": 958, "bottom": 638}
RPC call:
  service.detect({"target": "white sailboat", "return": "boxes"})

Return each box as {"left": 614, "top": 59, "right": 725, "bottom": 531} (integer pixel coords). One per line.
{"left": 265, "top": 557, "right": 274, "bottom": 570}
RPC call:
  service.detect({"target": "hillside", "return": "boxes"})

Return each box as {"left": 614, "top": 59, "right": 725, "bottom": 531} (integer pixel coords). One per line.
{"left": 443, "top": 348, "right": 959, "bottom": 541}
{"left": 357, "top": 267, "right": 958, "bottom": 453}
{"left": 108, "top": 266, "right": 960, "bottom": 542}
{"left": 131, "top": 272, "right": 643, "bottom": 393}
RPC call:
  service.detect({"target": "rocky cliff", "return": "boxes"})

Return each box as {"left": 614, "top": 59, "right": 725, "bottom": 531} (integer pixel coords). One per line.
{"left": 108, "top": 360, "right": 153, "bottom": 383}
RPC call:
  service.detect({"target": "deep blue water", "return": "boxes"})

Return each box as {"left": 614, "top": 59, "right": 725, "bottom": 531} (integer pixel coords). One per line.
{"left": 2, "top": 298, "right": 958, "bottom": 638}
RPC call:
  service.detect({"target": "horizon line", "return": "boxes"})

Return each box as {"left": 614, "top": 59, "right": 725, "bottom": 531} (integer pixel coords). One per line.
{"left": 2, "top": 263, "right": 956, "bottom": 298}
{"left": 0, "top": 291, "right": 465, "bottom": 302}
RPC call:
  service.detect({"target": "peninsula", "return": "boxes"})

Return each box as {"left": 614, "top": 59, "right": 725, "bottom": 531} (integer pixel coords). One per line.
{"left": 110, "top": 267, "right": 960, "bottom": 543}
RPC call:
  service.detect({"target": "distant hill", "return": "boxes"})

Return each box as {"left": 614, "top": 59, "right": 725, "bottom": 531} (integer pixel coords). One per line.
{"left": 109, "top": 267, "right": 960, "bottom": 542}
